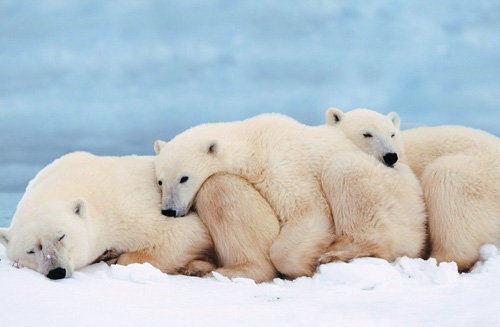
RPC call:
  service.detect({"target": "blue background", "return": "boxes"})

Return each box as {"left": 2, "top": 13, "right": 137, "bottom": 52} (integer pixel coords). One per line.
{"left": 1, "top": 0, "right": 499, "bottom": 226}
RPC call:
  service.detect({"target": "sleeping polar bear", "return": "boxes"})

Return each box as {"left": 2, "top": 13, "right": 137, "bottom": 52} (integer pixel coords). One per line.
{"left": 0, "top": 152, "right": 281, "bottom": 282}
{"left": 0, "top": 152, "right": 216, "bottom": 279}
{"left": 326, "top": 107, "right": 500, "bottom": 271}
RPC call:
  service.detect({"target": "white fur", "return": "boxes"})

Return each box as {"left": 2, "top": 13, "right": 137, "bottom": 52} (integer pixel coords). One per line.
{"left": 322, "top": 108, "right": 426, "bottom": 262}
{"left": 402, "top": 126, "right": 500, "bottom": 270}
{"left": 155, "top": 114, "right": 343, "bottom": 277}
{"left": 327, "top": 108, "right": 500, "bottom": 270}
{"left": 155, "top": 113, "right": 426, "bottom": 278}
{"left": 0, "top": 227, "right": 9, "bottom": 246}
{"left": 1, "top": 152, "right": 213, "bottom": 278}
{"left": 326, "top": 108, "right": 404, "bottom": 165}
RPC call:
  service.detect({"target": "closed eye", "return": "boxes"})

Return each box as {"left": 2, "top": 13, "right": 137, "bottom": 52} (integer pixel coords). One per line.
{"left": 391, "top": 133, "right": 395, "bottom": 138}
{"left": 58, "top": 234, "right": 66, "bottom": 242}
{"left": 363, "top": 133, "right": 373, "bottom": 138}
{"left": 27, "top": 250, "right": 35, "bottom": 254}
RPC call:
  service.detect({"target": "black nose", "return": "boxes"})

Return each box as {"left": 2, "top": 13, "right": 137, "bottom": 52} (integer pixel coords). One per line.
{"left": 47, "top": 267, "right": 66, "bottom": 280}
{"left": 161, "top": 209, "right": 177, "bottom": 217}
{"left": 383, "top": 153, "right": 398, "bottom": 167}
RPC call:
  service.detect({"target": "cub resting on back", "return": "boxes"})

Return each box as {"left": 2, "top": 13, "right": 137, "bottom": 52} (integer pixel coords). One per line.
{"left": 327, "top": 107, "right": 500, "bottom": 271}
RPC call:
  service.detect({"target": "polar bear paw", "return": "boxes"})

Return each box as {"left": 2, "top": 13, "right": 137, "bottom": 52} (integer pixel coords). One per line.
{"left": 318, "top": 252, "right": 343, "bottom": 265}
{"left": 177, "top": 260, "right": 217, "bottom": 277}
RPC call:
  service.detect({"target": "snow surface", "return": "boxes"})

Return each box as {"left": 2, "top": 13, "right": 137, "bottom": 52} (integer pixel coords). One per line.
{"left": 1, "top": 244, "right": 499, "bottom": 326}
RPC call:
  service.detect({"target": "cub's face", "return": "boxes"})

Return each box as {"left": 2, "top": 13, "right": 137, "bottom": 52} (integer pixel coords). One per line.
{"left": 326, "top": 108, "right": 404, "bottom": 167}
{"left": 154, "top": 138, "right": 220, "bottom": 218}
{"left": 0, "top": 199, "right": 93, "bottom": 279}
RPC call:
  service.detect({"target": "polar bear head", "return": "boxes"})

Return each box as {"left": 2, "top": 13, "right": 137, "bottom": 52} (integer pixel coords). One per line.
{"left": 154, "top": 125, "right": 226, "bottom": 218}
{"left": 326, "top": 108, "right": 404, "bottom": 167}
{"left": 0, "top": 153, "right": 108, "bottom": 279}
{"left": 0, "top": 201, "right": 91, "bottom": 280}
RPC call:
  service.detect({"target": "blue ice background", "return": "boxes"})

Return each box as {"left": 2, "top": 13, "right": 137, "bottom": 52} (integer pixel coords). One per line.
{"left": 1, "top": 1, "right": 500, "bottom": 226}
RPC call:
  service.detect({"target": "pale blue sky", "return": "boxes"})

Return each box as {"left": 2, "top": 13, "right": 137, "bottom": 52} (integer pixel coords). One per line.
{"left": 1, "top": 0, "right": 499, "bottom": 194}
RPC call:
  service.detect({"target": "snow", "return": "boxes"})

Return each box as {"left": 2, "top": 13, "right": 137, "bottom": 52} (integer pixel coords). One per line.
{"left": 1, "top": 244, "right": 499, "bottom": 326}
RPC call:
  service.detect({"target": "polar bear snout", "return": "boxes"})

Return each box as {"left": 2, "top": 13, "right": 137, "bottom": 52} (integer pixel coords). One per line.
{"left": 160, "top": 191, "right": 191, "bottom": 217}
{"left": 41, "top": 247, "right": 72, "bottom": 279}
{"left": 47, "top": 267, "right": 67, "bottom": 280}
{"left": 161, "top": 209, "right": 177, "bottom": 217}
{"left": 383, "top": 152, "right": 398, "bottom": 167}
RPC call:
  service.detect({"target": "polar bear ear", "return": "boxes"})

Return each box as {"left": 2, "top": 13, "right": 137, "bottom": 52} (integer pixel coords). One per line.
{"left": 387, "top": 112, "right": 401, "bottom": 129}
{"left": 207, "top": 141, "right": 217, "bottom": 155}
{"left": 73, "top": 199, "right": 87, "bottom": 218}
{"left": 154, "top": 140, "right": 167, "bottom": 155}
{"left": 325, "top": 108, "right": 344, "bottom": 125}
{"left": 0, "top": 228, "right": 9, "bottom": 246}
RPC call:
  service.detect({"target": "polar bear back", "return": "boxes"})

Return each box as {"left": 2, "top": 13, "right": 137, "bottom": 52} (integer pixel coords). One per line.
{"left": 13, "top": 152, "right": 161, "bottom": 231}
{"left": 236, "top": 115, "right": 357, "bottom": 221}
{"left": 402, "top": 125, "right": 500, "bottom": 179}
{"left": 162, "top": 113, "right": 358, "bottom": 223}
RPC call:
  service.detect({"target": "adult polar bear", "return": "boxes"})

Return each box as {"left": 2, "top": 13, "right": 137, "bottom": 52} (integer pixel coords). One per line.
{"left": 0, "top": 152, "right": 276, "bottom": 279}
{"left": 405, "top": 126, "right": 500, "bottom": 270}
{"left": 154, "top": 114, "right": 426, "bottom": 279}
{"left": 326, "top": 108, "right": 500, "bottom": 271}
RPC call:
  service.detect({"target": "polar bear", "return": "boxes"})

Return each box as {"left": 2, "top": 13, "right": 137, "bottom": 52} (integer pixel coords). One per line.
{"left": 325, "top": 108, "right": 404, "bottom": 167}
{"left": 0, "top": 152, "right": 221, "bottom": 279}
{"left": 154, "top": 114, "right": 426, "bottom": 279}
{"left": 403, "top": 126, "right": 500, "bottom": 270}
{"left": 326, "top": 108, "right": 500, "bottom": 271}
{"left": 195, "top": 173, "right": 280, "bottom": 282}
{"left": 321, "top": 108, "right": 426, "bottom": 263}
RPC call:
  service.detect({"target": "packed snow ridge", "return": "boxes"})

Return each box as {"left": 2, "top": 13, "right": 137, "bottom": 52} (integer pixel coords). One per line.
{"left": 1, "top": 244, "right": 499, "bottom": 326}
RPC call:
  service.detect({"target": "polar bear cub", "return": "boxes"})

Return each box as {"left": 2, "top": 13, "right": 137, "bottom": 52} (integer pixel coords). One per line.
{"left": 326, "top": 108, "right": 500, "bottom": 271}
{"left": 320, "top": 107, "right": 427, "bottom": 263}
{"left": 154, "top": 114, "right": 342, "bottom": 279}
{"left": 325, "top": 108, "right": 404, "bottom": 167}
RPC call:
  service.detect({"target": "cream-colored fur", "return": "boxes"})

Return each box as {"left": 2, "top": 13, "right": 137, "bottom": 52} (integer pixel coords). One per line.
{"left": 325, "top": 108, "right": 405, "bottom": 166}
{"left": 322, "top": 108, "right": 426, "bottom": 263}
{"left": 154, "top": 114, "right": 426, "bottom": 278}
{"left": 0, "top": 152, "right": 214, "bottom": 278}
{"left": 154, "top": 114, "right": 342, "bottom": 278}
{"left": 403, "top": 126, "right": 500, "bottom": 270}
{"left": 325, "top": 108, "right": 500, "bottom": 270}
{"left": 195, "top": 173, "right": 280, "bottom": 282}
